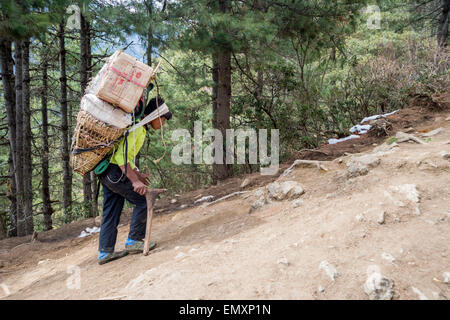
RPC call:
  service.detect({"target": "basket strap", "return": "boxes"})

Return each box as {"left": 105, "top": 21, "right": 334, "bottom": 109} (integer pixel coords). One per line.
{"left": 128, "top": 102, "right": 168, "bottom": 133}
{"left": 71, "top": 133, "right": 125, "bottom": 155}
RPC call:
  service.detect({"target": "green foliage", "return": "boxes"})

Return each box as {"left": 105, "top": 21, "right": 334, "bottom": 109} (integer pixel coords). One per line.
{"left": 0, "top": 0, "right": 71, "bottom": 40}
{"left": 386, "top": 136, "right": 398, "bottom": 145}
{"left": 58, "top": 201, "right": 93, "bottom": 225}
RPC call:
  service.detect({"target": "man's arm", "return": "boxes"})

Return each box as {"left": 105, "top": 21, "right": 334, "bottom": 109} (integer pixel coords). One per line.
{"left": 120, "top": 164, "right": 147, "bottom": 195}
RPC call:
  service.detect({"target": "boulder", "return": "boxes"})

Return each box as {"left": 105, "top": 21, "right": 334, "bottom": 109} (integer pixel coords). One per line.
{"left": 358, "top": 155, "right": 381, "bottom": 168}
{"left": 347, "top": 161, "right": 369, "bottom": 178}
{"left": 280, "top": 181, "right": 297, "bottom": 198}
{"left": 253, "top": 188, "right": 265, "bottom": 198}
{"left": 439, "top": 151, "right": 450, "bottom": 160}
{"left": 389, "top": 184, "right": 420, "bottom": 203}
{"left": 377, "top": 211, "right": 386, "bottom": 225}
{"left": 266, "top": 181, "right": 305, "bottom": 201}
{"left": 319, "top": 261, "right": 339, "bottom": 281}
{"left": 94, "top": 215, "right": 102, "bottom": 226}
{"left": 364, "top": 266, "right": 394, "bottom": 300}
{"left": 266, "top": 182, "right": 282, "bottom": 200}
{"left": 292, "top": 199, "right": 303, "bottom": 208}
{"left": 250, "top": 197, "right": 266, "bottom": 213}
{"left": 240, "top": 178, "right": 251, "bottom": 189}
{"left": 347, "top": 155, "right": 380, "bottom": 178}
{"left": 443, "top": 272, "right": 450, "bottom": 283}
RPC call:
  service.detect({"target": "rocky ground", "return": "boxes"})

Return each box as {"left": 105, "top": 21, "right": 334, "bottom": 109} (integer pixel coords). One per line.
{"left": 0, "top": 106, "right": 449, "bottom": 300}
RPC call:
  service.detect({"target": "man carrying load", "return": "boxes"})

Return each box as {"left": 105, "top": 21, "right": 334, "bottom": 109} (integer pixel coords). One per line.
{"left": 97, "top": 96, "right": 172, "bottom": 265}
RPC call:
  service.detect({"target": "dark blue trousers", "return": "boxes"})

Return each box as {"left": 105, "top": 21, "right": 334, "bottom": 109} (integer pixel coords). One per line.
{"left": 98, "top": 164, "right": 147, "bottom": 253}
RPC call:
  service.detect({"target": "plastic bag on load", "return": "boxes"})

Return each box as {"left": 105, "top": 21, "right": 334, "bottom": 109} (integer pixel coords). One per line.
{"left": 80, "top": 94, "right": 132, "bottom": 129}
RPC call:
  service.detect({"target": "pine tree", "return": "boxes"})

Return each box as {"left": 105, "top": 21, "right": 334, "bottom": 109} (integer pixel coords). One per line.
{"left": 0, "top": 38, "right": 17, "bottom": 236}
{"left": 22, "top": 38, "right": 34, "bottom": 235}
{"left": 14, "top": 40, "right": 25, "bottom": 236}
{"left": 437, "top": 0, "right": 449, "bottom": 47}
{"left": 59, "top": 20, "right": 72, "bottom": 219}
{"left": 40, "top": 43, "right": 53, "bottom": 231}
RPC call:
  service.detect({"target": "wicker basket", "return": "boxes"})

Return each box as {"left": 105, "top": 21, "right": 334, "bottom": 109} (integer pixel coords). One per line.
{"left": 70, "top": 110, "right": 126, "bottom": 175}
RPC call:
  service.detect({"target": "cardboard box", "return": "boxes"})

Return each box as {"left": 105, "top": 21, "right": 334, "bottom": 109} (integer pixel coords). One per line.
{"left": 94, "top": 50, "right": 154, "bottom": 113}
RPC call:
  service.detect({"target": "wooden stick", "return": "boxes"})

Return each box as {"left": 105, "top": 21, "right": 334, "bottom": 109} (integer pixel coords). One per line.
{"left": 143, "top": 188, "right": 166, "bottom": 256}
{"left": 153, "top": 61, "right": 162, "bottom": 75}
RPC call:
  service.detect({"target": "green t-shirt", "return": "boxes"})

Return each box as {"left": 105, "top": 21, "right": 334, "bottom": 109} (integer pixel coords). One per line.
{"left": 110, "top": 126, "right": 146, "bottom": 169}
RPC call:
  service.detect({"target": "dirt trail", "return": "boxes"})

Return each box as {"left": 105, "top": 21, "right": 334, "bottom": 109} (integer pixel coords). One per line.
{"left": 0, "top": 108, "right": 449, "bottom": 300}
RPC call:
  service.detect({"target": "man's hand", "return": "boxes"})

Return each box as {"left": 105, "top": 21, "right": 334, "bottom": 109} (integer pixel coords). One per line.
{"left": 120, "top": 164, "right": 148, "bottom": 196}
{"left": 135, "top": 170, "right": 150, "bottom": 186}
{"left": 132, "top": 180, "right": 147, "bottom": 196}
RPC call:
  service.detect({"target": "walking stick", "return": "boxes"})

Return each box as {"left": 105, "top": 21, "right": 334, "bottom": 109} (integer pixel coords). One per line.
{"left": 143, "top": 188, "right": 166, "bottom": 256}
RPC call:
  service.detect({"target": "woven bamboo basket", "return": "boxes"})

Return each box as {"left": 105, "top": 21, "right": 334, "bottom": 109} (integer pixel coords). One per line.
{"left": 70, "top": 110, "right": 126, "bottom": 175}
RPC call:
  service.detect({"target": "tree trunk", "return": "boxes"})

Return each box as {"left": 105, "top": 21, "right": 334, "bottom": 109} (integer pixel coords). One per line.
{"left": 0, "top": 214, "right": 6, "bottom": 240}
{"left": 212, "top": 0, "right": 233, "bottom": 182}
{"left": 437, "top": 0, "right": 450, "bottom": 48}
{"left": 22, "top": 39, "right": 34, "bottom": 235}
{"left": 59, "top": 21, "right": 72, "bottom": 218}
{"left": 41, "top": 59, "right": 53, "bottom": 231}
{"left": 80, "top": 13, "right": 98, "bottom": 217}
{"left": 88, "top": 23, "right": 98, "bottom": 217}
{"left": 211, "top": 53, "right": 219, "bottom": 185}
{"left": 90, "top": 172, "right": 98, "bottom": 217}
{"left": 8, "top": 149, "right": 17, "bottom": 237}
{"left": 14, "top": 40, "right": 26, "bottom": 236}
{"left": 215, "top": 50, "right": 232, "bottom": 179}
{"left": 136, "top": 0, "right": 154, "bottom": 169}
{"left": 0, "top": 39, "right": 17, "bottom": 236}
{"left": 80, "top": 12, "right": 89, "bottom": 98}
{"left": 145, "top": 1, "right": 153, "bottom": 68}
{"left": 256, "top": 69, "right": 263, "bottom": 100}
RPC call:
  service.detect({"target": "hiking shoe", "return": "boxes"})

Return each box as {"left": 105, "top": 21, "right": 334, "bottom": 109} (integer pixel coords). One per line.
{"left": 97, "top": 251, "right": 128, "bottom": 265}
{"left": 125, "top": 238, "right": 157, "bottom": 254}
